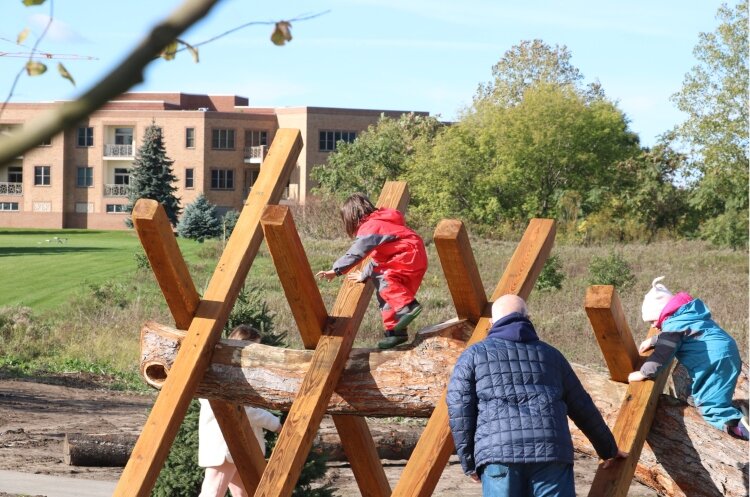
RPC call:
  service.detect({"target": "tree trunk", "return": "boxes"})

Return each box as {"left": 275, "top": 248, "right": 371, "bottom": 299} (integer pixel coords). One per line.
{"left": 63, "top": 433, "right": 139, "bottom": 467}
{"left": 314, "top": 418, "right": 422, "bottom": 461}
{"left": 140, "top": 320, "right": 749, "bottom": 497}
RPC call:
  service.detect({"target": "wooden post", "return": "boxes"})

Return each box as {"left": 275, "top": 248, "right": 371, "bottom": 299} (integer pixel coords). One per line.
{"left": 113, "top": 129, "right": 302, "bottom": 497}
{"left": 433, "top": 219, "right": 486, "bottom": 324}
{"left": 261, "top": 204, "right": 390, "bottom": 497}
{"left": 391, "top": 218, "right": 556, "bottom": 497}
{"left": 254, "top": 182, "right": 408, "bottom": 497}
{"left": 585, "top": 285, "right": 640, "bottom": 383}
{"left": 587, "top": 316, "right": 672, "bottom": 497}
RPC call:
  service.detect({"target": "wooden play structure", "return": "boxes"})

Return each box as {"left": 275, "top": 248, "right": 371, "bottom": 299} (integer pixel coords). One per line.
{"left": 114, "top": 129, "right": 747, "bottom": 497}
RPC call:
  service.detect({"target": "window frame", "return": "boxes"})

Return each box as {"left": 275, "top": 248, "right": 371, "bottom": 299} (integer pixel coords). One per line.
{"left": 185, "top": 168, "right": 194, "bottom": 189}
{"left": 76, "top": 166, "right": 94, "bottom": 188}
{"left": 319, "top": 129, "right": 356, "bottom": 152}
{"left": 34, "top": 165, "right": 51, "bottom": 186}
{"left": 8, "top": 166, "right": 22, "bottom": 183}
{"left": 114, "top": 168, "right": 130, "bottom": 185}
{"left": 186, "top": 127, "right": 195, "bottom": 148}
{"left": 106, "top": 204, "right": 127, "bottom": 213}
{"left": 210, "top": 168, "right": 235, "bottom": 190}
{"left": 0, "top": 202, "right": 19, "bottom": 211}
{"left": 211, "top": 128, "right": 235, "bottom": 150}
{"left": 77, "top": 127, "right": 94, "bottom": 147}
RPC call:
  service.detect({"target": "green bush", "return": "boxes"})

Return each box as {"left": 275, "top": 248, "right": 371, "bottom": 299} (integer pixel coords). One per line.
{"left": 536, "top": 254, "right": 565, "bottom": 291}
{"left": 133, "top": 251, "right": 151, "bottom": 271}
{"left": 587, "top": 251, "right": 635, "bottom": 291}
{"left": 152, "top": 400, "right": 202, "bottom": 497}
{"left": 178, "top": 194, "right": 222, "bottom": 242}
{"left": 222, "top": 209, "right": 241, "bottom": 240}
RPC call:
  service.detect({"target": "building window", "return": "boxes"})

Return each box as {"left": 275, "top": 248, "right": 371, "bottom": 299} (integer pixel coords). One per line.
{"left": 34, "top": 166, "right": 51, "bottom": 186}
{"left": 77, "top": 127, "right": 94, "bottom": 147}
{"left": 245, "top": 130, "right": 268, "bottom": 147}
{"left": 114, "top": 168, "right": 130, "bottom": 185}
{"left": 115, "top": 128, "right": 133, "bottom": 145}
{"left": 211, "top": 169, "right": 234, "bottom": 190}
{"left": 75, "top": 202, "right": 94, "bottom": 213}
{"left": 212, "top": 129, "right": 235, "bottom": 149}
{"left": 106, "top": 204, "right": 127, "bottom": 213}
{"left": 8, "top": 166, "right": 22, "bottom": 183}
{"left": 0, "top": 202, "right": 19, "bottom": 211}
{"left": 185, "top": 168, "right": 194, "bottom": 189}
{"left": 319, "top": 130, "right": 356, "bottom": 152}
{"left": 77, "top": 167, "right": 93, "bottom": 187}
{"left": 186, "top": 128, "right": 195, "bottom": 148}
{"left": 39, "top": 136, "right": 52, "bottom": 146}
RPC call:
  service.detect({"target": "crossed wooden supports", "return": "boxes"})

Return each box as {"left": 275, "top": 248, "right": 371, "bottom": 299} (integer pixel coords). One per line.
{"left": 113, "top": 128, "right": 665, "bottom": 497}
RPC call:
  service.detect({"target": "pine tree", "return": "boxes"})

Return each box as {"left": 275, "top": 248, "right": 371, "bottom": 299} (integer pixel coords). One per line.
{"left": 177, "top": 194, "right": 222, "bottom": 242}
{"left": 126, "top": 122, "right": 181, "bottom": 227}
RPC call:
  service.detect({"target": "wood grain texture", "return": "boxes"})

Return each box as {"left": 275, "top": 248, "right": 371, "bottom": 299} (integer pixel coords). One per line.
{"left": 114, "top": 128, "right": 302, "bottom": 497}
{"left": 391, "top": 218, "right": 556, "bottom": 497}
{"left": 433, "top": 219, "right": 486, "bottom": 323}
{"left": 584, "top": 285, "right": 640, "bottom": 382}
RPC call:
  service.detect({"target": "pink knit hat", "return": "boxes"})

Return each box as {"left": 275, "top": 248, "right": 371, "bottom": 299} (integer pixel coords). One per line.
{"left": 641, "top": 276, "right": 673, "bottom": 322}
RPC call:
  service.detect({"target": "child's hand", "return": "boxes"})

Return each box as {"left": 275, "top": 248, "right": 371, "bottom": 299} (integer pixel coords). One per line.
{"left": 638, "top": 338, "right": 654, "bottom": 354}
{"left": 316, "top": 270, "right": 337, "bottom": 282}
{"left": 628, "top": 371, "right": 647, "bottom": 383}
{"left": 346, "top": 270, "right": 364, "bottom": 282}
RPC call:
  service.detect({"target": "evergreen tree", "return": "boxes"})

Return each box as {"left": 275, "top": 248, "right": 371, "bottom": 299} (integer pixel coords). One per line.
{"left": 177, "top": 194, "right": 222, "bottom": 242}
{"left": 126, "top": 123, "right": 181, "bottom": 227}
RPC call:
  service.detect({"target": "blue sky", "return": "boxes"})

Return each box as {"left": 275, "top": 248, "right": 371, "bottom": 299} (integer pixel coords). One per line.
{"left": 0, "top": 0, "right": 724, "bottom": 146}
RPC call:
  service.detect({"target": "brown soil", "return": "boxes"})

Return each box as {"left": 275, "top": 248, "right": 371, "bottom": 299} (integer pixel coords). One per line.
{"left": 0, "top": 375, "right": 657, "bottom": 497}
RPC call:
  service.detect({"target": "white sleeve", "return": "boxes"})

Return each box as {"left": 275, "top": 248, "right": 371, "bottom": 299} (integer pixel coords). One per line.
{"left": 244, "top": 406, "right": 281, "bottom": 432}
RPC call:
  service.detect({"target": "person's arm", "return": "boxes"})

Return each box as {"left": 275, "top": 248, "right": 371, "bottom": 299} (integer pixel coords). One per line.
{"left": 633, "top": 331, "right": 683, "bottom": 380}
{"left": 561, "top": 356, "right": 619, "bottom": 461}
{"left": 331, "top": 234, "right": 397, "bottom": 276}
{"left": 244, "top": 406, "right": 282, "bottom": 433}
{"left": 446, "top": 350, "right": 479, "bottom": 476}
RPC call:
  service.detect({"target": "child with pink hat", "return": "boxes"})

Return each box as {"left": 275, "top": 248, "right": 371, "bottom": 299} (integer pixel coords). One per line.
{"left": 628, "top": 277, "right": 748, "bottom": 440}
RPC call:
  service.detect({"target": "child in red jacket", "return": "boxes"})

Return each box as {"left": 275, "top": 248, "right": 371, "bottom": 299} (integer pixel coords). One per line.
{"left": 316, "top": 193, "right": 427, "bottom": 349}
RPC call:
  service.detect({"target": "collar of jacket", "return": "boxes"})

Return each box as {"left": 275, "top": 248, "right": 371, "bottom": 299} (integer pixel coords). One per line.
{"left": 487, "top": 312, "right": 540, "bottom": 342}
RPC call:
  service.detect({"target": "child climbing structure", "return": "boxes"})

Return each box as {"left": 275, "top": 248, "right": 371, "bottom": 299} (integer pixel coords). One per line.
{"left": 115, "top": 128, "right": 747, "bottom": 497}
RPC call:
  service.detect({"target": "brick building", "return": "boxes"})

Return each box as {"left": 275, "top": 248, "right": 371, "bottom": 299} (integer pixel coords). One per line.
{"left": 0, "top": 92, "right": 425, "bottom": 229}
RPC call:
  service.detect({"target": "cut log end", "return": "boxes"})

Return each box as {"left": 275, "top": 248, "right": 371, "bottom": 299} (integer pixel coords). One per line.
{"left": 142, "top": 361, "right": 169, "bottom": 388}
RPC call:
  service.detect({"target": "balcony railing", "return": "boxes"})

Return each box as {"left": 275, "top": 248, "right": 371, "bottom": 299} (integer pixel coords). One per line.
{"left": 104, "top": 184, "right": 130, "bottom": 197}
{"left": 104, "top": 144, "right": 133, "bottom": 157}
{"left": 244, "top": 145, "right": 267, "bottom": 163}
{"left": 0, "top": 182, "right": 22, "bottom": 195}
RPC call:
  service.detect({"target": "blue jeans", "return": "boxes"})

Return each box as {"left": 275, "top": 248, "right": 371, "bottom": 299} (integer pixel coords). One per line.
{"left": 479, "top": 462, "right": 574, "bottom": 497}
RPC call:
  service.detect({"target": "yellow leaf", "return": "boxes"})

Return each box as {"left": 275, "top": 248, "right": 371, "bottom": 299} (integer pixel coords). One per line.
{"left": 271, "top": 21, "right": 292, "bottom": 46}
{"left": 57, "top": 63, "right": 75, "bottom": 86}
{"left": 23, "top": 0, "right": 46, "bottom": 5}
{"left": 25, "top": 61, "right": 47, "bottom": 76}
{"left": 17, "top": 28, "right": 30, "bottom": 45}
{"left": 160, "top": 41, "right": 178, "bottom": 61}
{"left": 177, "top": 39, "right": 199, "bottom": 63}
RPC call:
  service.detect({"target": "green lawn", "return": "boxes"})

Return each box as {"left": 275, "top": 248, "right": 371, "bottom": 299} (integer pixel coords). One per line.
{"left": 0, "top": 228, "right": 207, "bottom": 310}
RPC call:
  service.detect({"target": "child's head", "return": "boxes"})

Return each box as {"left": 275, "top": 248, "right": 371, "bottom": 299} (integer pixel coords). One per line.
{"left": 641, "top": 276, "right": 673, "bottom": 323}
{"left": 340, "top": 193, "right": 377, "bottom": 238}
{"left": 229, "top": 324, "right": 262, "bottom": 343}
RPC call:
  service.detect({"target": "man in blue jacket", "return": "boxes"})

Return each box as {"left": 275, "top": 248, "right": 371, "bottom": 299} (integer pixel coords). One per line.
{"left": 447, "top": 295, "right": 627, "bottom": 496}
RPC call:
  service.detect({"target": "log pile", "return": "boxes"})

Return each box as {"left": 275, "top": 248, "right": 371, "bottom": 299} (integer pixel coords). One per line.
{"left": 140, "top": 320, "right": 749, "bottom": 497}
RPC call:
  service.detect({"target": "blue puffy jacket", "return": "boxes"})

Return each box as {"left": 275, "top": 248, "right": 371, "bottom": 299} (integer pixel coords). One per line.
{"left": 446, "top": 312, "right": 617, "bottom": 475}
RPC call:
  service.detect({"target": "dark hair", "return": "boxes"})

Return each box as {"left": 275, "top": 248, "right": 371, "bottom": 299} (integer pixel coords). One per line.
{"left": 340, "top": 193, "right": 377, "bottom": 238}
{"left": 229, "top": 324, "right": 261, "bottom": 341}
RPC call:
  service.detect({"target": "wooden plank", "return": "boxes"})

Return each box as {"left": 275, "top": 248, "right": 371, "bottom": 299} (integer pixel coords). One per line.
{"left": 254, "top": 182, "right": 407, "bottom": 497}
{"left": 433, "top": 219, "right": 486, "bottom": 323}
{"left": 261, "top": 205, "right": 327, "bottom": 348}
{"left": 132, "top": 200, "right": 268, "bottom": 494}
{"left": 132, "top": 199, "right": 199, "bottom": 330}
{"left": 113, "top": 128, "right": 303, "bottom": 497}
{"left": 261, "top": 204, "right": 390, "bottom": 496}
{"left": 585, "top": 285, "right": 640, "bottom": 383}
{"left": 392, "top": 218, "right": 556, "bottom": 497}
{"left": 587, "top": 327, "right": 670, "bottom": 497}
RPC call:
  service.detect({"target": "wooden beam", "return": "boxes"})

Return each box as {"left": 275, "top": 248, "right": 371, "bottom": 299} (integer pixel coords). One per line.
{"left": 132, "top": 200, "right": 268, "bottom": 494}
{"left": 261, "top": 204, "right": 390, "bottom": 496}
{"left": 254, "top": 182, "right": 407, "bottom": 497}
{"left": 585, "top": 285, "right": 640, "bottom": 383}
{"left": 392, "top": 218, "right": 556, "bottom": 497}
{"left": 113, "top": 128, "right": 303, "bottom": 497}
{"left": 433, "top": 219, "right": 486, "bottom": 324}
{"left": 587, "top": 326, "right": 670, "bottom": 497}
{"left": 132, "top": 200, "right": 199, "bottom": 330}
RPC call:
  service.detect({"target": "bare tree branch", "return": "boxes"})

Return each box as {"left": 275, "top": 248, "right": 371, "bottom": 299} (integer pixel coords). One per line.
{"left": 0, "top": 0, "right": 221, "bottom": 166}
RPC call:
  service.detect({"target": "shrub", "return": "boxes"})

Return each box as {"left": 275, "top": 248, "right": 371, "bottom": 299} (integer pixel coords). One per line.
{"left": 133, "top": 251, "right": 151, "bottom": 271}
{"left": 152, "top": 400, "right": 202, "bottom": 497}
{"left": 587, "top": 251, "right": 635, "bottom": 291}
{"left": 222, "top": 209, "right": 241, "bottom": 240}
{"left": 536, "top": 254, "right": 565, "bottom": 291}
{"left": 178, "top": 194, "right": 222, "bottom": 242}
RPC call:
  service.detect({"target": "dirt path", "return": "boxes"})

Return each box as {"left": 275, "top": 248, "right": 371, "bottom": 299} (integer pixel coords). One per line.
{"left": 0, "top": 376, "right": 657, "bottom": 497}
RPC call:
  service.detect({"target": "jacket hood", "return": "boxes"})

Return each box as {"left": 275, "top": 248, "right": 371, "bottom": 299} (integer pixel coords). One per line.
{"left": 487, "top": 312, "right": 539, "bottom": 342}
{"left": 364, "top": 208, "right": 405, "bottom": 226}
{"left": 656, "top": 292, "right": 693, "bottom": 328}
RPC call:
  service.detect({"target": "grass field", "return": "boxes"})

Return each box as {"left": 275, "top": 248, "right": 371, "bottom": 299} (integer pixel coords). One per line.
{"left": 0, "top": 227, "right": 747, "bottom": 383}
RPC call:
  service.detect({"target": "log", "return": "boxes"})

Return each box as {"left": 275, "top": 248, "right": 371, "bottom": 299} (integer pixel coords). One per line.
{"left": 314, "top": 419, "right": 422, "bottom": 461}
{"left": 64, "top": 433, "right": 139, "bottom": 467}
{"left": 140, "top": 320, "right": 749, "bottom": 497}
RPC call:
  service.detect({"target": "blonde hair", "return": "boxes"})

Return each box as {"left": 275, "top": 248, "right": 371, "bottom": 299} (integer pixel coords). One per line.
{"left": 340, "top": 193, "right": 377, "bottom": 238}
{"left": 229, "top": 324, "right": 261, "bottom": 342}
